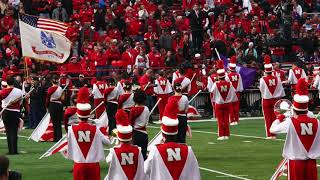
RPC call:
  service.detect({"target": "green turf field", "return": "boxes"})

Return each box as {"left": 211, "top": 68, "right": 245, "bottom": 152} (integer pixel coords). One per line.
{"left": 0, "top": 118, "right": 319, "bottom": 180}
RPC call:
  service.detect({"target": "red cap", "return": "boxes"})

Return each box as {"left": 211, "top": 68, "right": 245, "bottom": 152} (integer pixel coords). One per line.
{"left": 115, "top": 109, "right": 132, "bottom": 141}
{"left": 293, "top": 78, "right": 309, "bottom": 111}
{"left": 161, "top": 98, "right": 179, "bottom": 135}
{"left": 76, "top": 87, "right": 91, "bottom": 118}
{"left": 228, "top": 56, "right": 236, "bottom": 71}
{"left": 264, "top": 55, "right": 273, "bottom": 72}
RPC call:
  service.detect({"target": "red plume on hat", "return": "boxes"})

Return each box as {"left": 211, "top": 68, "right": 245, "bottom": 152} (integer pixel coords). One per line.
{"left": 228, "top": 56, "right": 237, "bottom": 70}
{"left": 264, "top": 55, "right": 273, "bottom": 72}
{"left": 293, "top": 78, "right": 309, "bottom": 111}
{"left": 115, "top": 109, "right": 130, "bottom": 127}
{"left": 115, "top": 109, "right": 132, "bottom": 142}
{"left": 216, "top": 60, "right": 224, "bottom": 69}
{"left": 76, "top": 87, "right": 91, "bottom": 118}
{"left": 216, "top": 60, "right": 226, "bottom": 78}
{"left": 161, "top": 98, "right": 179, "bottom": 135}
{"left": 77, "top": 87, "right": 90, "bottom": 104}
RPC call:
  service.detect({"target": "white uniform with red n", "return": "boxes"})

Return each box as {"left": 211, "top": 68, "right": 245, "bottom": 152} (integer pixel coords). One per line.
{"left": 154, "top": 76, "right": 173, "bottom": 120}
{"left": 288, "top": 67, "right": 307, "bottom": 95}
{"left": 226, "top": 56, "right": 243, "bottom": 124}
{"left": 270, "top": 79, "right": 320, "bottom": 180}
{"left": 105, "top": 109, "right": 146, "bottom": 180}
{"left": 144, "top": 108, "right": 201, "bottom": 180}
{"left": 210, "top": 67, "right": 237, "bottom": 138}
{"left": 259, "top": 74, "right": 285, "bottom": 137}
{"left": 68, "top": 87, "right": 110, "bottom": 180}
{"left": 92, "top": 81, "right": 107, "bottom": 118}
{"left": 260, "top": 56, "right": 285, "bottom": 138}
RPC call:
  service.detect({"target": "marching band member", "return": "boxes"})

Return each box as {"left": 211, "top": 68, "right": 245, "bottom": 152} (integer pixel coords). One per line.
{"left": 92, "top": 76, "right": 107, "bottom": 118}
{"left": 105, "top": 109, "right": 146, "bottom": 180}
{"left": 169, "top": 80, "right": 189, "bottom": 143}
{"left": 259, "top": 56, "right": 285, "bottom": 139}
{"left": 154, "top": 70, "right": 173, "bottom": 120}
{"left": 144, "top": 100, "right": 201, "bottom": 180}
{"left": 68, "top": 87, "right": 110, "bottom": 180}
{"left": 173, "top": 67, "right": 191, "bottom": 96}
{"left": 118, "top": 81, "right": 134, "bottom": 112}
{"left": 273, "top": 62, "right": 286, "bottom": 82}
{"left": 287, "top": 62, "right": 307, "bottom": 94}
{"left": 226, "top": 56, "right": 243, "bottom": 125}
{"left": 210, "top": 61, "right": 237, "bottom": 140}
{"left": 46, "top": 74, "right": 64, "bottom": 142}
{"left": 0, "top": 75, "right": 23, "bottom": 154}
{"left": 104, "top": 78, "right": 120, "bottom": 134}
{"left": 270, "top": 79, "right": 320, "bottom": 180}
{"left": 312, "top": 67, "right": 320, "bottom": 98}
{"left": 129, "top": 89, "right": 150, "bottom": 160}
{"left": 63, "top": 95, "right": 78, "bottom": 132}
{"left": 207, "top": 68, "right": 217, "bottom": 117}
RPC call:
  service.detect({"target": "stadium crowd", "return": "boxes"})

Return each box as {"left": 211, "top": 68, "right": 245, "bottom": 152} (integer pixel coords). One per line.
{"left": 0, "top": 0, "right": 318, "bottom": 128}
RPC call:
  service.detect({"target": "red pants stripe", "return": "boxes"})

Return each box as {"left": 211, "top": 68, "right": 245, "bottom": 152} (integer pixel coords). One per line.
{"left": 215, "top": 103, "right": 230, "bottom": 137}
{"left": 288, "top": 159, "right": 317, "bottom": 180}
{"left": 94, "top": 98, "right": 105, "bottom": 118}
{"left": 157, "top": 94, "right": 169, "bottom": 121}
{"left": 262, "top": 98, "right": 279, "bottom": 137}
{"left": 73, "top": 162, "right": 100, "bottom": 180}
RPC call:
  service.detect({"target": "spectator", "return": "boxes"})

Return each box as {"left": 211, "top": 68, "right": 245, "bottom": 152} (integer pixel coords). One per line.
{"left": 292, "top": 1, "right": 303, "bottom": 17}
{"left": 159, "top": 29, "right": 172, "bottom": 51}
{"left": 309, "top": 50, "right": 320, "bottom": 62}
{"left": 0, "top": 155, "right": 21, "bottom": 180}
{"left": 188, "top": 4, "right": 204, "bottom": 53}
{"left": 296, "top": 49, "right": 307, "bottom": 62}
{"left": 244, "top": 42, "right": 258, "bottom": 59}
{"left": 51, "top": 2, "right": 68, "bottom": 22}
{"left": 135, "top": 49, "right": 150, "bottom": 69}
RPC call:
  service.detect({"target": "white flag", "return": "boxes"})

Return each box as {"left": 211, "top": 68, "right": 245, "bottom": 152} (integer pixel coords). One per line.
{"left": 19, "top": 14, "right": 71, "bottom": 64}
{"left": 147, "top": 131, "right": 163, "bottom": 151}
{"left": 29, "top": 112, "right": 51, "bottom": 142}
{"left": 39, "top": 134, "right": 68, "bottom": 159}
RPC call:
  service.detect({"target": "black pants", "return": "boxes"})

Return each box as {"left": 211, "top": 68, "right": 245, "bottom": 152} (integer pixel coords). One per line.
{"left": 3, "top": 110, "right": 20, "bottom": 154}
{"left": 132, "top": 130, "right": 148, "bottom": 160}
{"left": 48, "top": 102, "right": 63, "bottom": 142}
{"left": 107, "top": 102, "right": 118, "bottom": 134}
{"left": 191, "top": 30, "right": 204, "bottom": 53}
{"left": 177, "top": 115, "right": 187, "bottom": 143}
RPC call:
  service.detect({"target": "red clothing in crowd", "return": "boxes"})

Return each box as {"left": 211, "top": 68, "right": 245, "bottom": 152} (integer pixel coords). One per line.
{"left": 67, "top": 61, "right": 83, "bottom": 74}
{"left": 104, "top": 47, "right": 121, "bottom": 66}
{"left": 147, "top": 51, "right": 161, "bottom": 68}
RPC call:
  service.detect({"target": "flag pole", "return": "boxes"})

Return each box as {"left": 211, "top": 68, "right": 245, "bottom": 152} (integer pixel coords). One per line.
{"left": 147, "top": 98, "right": 162, "bottom": 119}
{"left": 270, "top": 158, "right": 288, "bottom": 180}
{"left": 90, "top": 101, "right": 105, "bottom": 115}
{"left": 39, "top": 134, "right": 67, "bottom": 159}
{"left": 189, "top": 90, "right": 202, "bottom": 103}
{"left": 214, "top": 48, "right": 221, "bottom": 60}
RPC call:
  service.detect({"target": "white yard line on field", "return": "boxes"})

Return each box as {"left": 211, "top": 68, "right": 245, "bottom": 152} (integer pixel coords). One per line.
{"left": 148, "top": 126, "right": 285, "bottom": 142}
{"left": 0, "top": 133, "right": 29, "bottom": 139}
{"left": 192, "top": 130, "right": 285, "bottom": 142}
{"left": 199, "top": 167, "right": 252, "bottom": 180}
{"left": 153, "top": 117, "right": 264, "bottom": 124}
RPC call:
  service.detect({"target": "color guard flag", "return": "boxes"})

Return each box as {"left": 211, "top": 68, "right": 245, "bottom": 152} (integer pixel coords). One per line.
{"left": 39, "top": 134, "right": 68, "bottom": 159}
{"left": 29, "top": 112, "right": 54, "bottom": 142}
{"left": 19, "top": 14, "right": 71, "bottom": 64}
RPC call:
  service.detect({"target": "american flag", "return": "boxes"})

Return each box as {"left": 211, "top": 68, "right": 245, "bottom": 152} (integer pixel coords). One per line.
{"left": 20, "top": 14, "right": 68, "bottom": 35}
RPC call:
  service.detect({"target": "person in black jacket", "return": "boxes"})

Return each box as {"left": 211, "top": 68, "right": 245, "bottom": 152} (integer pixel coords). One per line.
{"left": 187, "top": 4, "right": 204, "bottom": 54}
